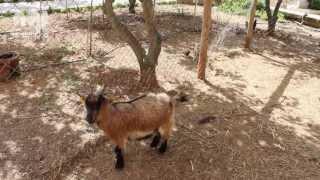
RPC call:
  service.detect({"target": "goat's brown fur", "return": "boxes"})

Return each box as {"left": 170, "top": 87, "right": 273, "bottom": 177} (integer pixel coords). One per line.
{"left": 96, "top": 93, "right": 175, "bottom": 149}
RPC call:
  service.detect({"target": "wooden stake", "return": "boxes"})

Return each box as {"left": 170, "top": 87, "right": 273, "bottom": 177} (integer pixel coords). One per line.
{"left": 39, "top": 0, "right": 43, "bottom": 41}
{"left": 88, "top": 0, "right": 94, "bottom": 56}
{"left": 194, "top": 0, "right": 198, "bottom": 30}
{"left": 197, "top": 0, "right": 213, "bottom": 80}
{"left": 244, "top": 0, "right": 257, "bottom": 49}
{"left": 65, "top": 0, "right": 69, "bottom": 19}
{"left": 102, "top": 0, "right": 105, "bottom": 22}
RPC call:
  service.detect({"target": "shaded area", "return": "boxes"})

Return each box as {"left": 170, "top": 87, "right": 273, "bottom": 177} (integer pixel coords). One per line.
{"left": 0, "top": 5, "right": 320, "bottom": 180}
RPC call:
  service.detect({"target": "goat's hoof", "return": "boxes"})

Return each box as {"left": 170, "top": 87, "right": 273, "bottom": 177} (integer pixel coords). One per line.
{"left": 150, "top": 140, "right": 159, "bottom": 148}
{"left": 115, "top": 161, "right": 124, "bottom": 170}
{"left": 158, "top": 143, "right": 167, "bottom": 154}
{"left": 150, "top": 136, "right": 160, "bottom": 148}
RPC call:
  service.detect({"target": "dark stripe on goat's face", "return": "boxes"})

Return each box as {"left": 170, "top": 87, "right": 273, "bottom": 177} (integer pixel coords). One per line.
{"left": 84, "top": 94, "right": 105, "bottom": 124}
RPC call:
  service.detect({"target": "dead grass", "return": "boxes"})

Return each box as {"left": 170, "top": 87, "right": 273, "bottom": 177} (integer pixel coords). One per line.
{"left": 0, "top": 4, "right": 320, "bottom": 180}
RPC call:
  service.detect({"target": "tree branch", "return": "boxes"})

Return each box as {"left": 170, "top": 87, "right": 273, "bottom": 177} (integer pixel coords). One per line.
{"left": 273, "top": 0, "right": 283, "bottom": 17}
{"left": 103, "top": 0, "right": 146, "bottom": 67}
{"left": 265, "top": 0, "right": 273, "bottom": 21}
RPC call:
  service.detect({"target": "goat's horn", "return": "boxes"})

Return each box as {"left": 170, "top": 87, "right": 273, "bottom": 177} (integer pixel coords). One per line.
{"left": 96, "top": 84, "right": 106, "bottom": 95}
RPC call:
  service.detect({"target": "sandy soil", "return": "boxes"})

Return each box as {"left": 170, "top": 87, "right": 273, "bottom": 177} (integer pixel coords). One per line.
{"left": 0, "top": 5, "right": 320, "bottom": 180}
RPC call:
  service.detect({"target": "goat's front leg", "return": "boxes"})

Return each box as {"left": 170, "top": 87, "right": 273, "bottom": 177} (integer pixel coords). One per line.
{"left": 114, "top": 146, "right": 124, "bottom": 169}
{"left": 150, "top": 131, "right": 161, "bottom": 148}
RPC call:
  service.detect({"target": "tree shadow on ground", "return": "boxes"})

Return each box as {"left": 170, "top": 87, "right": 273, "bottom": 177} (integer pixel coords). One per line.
{"left": 59, "top": 69, "right": 320, "bottom": 179}
{"left": 1, "top": 8, "right": 320, "bottom": 179}
{"left": 0, "top": 42, "right": 108, "bottom": 180}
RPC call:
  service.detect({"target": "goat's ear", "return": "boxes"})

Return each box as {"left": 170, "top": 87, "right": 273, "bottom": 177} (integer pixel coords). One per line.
{"left": 76, "top": 93, "right": 86, "bottom": 104}
{"left": 107, "top": 95, "right": 115, "bottom": 103}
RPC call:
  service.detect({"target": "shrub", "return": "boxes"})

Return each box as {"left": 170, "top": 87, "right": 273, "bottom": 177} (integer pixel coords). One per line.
{"left": 47, "top": 6, "right": 53, "bottom": 14}
{"left": 218, "top": 0, "right": 248, "bottom": 15}
{"left": 218, "top": 0, "right": 265, "bottom": 15}
{"left": 114, "top": 3, "right": 127, "bottom": 9}
{"left": 310, "top": 0, "right": 320, "bottom": 10}
{"left": 73, "top": 7, "right": 82, "bottom": 13}
{"left": 256, "top": 10, "right": 285, "bottom": 22}
{"left": 22, "top": 10, "right": 28, "bottom": 16}
{"left": 0, "top": 11, "right": 15, "bottom": 17}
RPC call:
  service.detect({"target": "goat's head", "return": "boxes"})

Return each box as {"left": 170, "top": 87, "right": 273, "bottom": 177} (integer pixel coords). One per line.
{"left": 78, "top": 85, "right": 106, "bottom": 124}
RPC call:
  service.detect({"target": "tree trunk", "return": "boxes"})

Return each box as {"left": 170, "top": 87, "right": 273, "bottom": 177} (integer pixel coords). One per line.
{"left": 244, "top": 0, "right": 257, "bottom": 49}
{"left": 140, "top": 0, "right": 161, "bottom": 87}
{"left": 103, "top": 0, "right": 161, "bottom": 88}
{"left": 129, "top": 0, "right": 136, "bottom": 14}
{"left": 197, "top": 0, "right": 213, "bottom": 80}
{"left": 265, "top": 0, "right": 283, "bottom": 34}
{"left": 140, "top": 64, "right": 157, "bottom": 88}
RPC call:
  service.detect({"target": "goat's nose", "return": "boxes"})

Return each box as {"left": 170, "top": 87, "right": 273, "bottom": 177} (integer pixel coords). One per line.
{"left": 86, "top": 115, "right": 93, "bottom": 124}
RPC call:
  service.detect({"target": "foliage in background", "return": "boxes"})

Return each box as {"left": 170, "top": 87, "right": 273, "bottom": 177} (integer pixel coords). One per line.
{"left": 0, "top": 0, "right": 54, "bottom": 2}
{"left": 218, "top": 0, "right": 265, "bottom": 15}
{"left": 218, "top": 0, "right": 249, "bottom": 15}
{"left": 218, "top": 0, "right": 285, "bottom": 22}
{"left": 256, "top": 9, "right": 285, "bottom": 22}
{"left": 310, "top": 0, "right": 320, "bottom": 10}
{"left": 22, "top": 9, "right": 28, "bottom": 16}
{"left": 0, "top": 11, "right": 15, "bottom": 17}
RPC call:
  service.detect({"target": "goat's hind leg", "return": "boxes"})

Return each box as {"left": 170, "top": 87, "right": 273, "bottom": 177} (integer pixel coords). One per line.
{"left": 158, "top": 122, "right": 172, "bottom": 154}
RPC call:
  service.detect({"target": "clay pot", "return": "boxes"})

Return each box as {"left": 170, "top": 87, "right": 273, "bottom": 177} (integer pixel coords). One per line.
{"left": 0, "top": 52, "right": 20, "bottom": 82}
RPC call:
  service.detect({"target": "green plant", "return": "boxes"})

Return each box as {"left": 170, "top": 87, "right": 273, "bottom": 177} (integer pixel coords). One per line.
{"left": 218, "top": 0, "right": 265, "bottom": 15}
{"left": 73, "top": 7, "right": 82, "bottom": 13}
{"left": 256, "top": 0, "right": 265, "bottom": 11}
{"left": 0, "top": 11, "right": 15, "bottom": 17}
{"left": 61, "top": 8, "right": 71, "bottom": 13}
{"left": 54, "top": 9, "right": 61, "bottom": 13}
{"left": 22, "top": 10, "right": 28, "bottom": 16}
{"left": 310, "top": 0, "right": 320, "bottom": 10}
{"left": 47, "top": 6, "right": 53, "bottom": 14}
{"left": 0, "top": 0, "right": 5, "bottom": 4}
{"left": 158, "top": 0, "right": 176, "bottom": 5}
{"left": 256, "top": 10, "right": 285, "bottom": 22}
{"left": 114, "top": 3, "right": 127, "bottom": 9}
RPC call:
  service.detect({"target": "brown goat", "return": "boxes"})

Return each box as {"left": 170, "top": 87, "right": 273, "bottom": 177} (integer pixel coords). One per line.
{"left": 80, "top": 87, "right": 175, "bottom": 169}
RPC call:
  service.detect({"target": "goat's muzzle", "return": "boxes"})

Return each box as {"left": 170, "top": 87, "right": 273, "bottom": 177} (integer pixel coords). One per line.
{"left": 86, "top": 111, "right": 97, "bottom": 124}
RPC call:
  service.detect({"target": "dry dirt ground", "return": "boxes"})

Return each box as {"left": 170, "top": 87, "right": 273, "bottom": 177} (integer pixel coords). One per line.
{"left": 1, "top": 5, "right": 320, "bottom": 180}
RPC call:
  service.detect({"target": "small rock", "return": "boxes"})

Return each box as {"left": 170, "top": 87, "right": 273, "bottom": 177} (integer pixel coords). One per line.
{"left": 198, "top": 116, "right": 217, "bottom": 124}
{"left": 183, "top": 50, "right": 191, "bottom": 57}
{"left": 258, "top": 140, "right": 268, "bottom": 147}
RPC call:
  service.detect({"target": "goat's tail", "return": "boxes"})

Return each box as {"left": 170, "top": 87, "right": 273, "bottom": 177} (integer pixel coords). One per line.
{"left": 166, "top": 90, "right": 189, "bottom": 104}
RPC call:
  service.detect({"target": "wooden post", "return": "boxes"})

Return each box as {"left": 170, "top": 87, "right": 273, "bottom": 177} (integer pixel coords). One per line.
{"left": 194, "top": 0, "right": 198, "bottom": 30}
{"left": 39, "top": 0, "right": 43, "bottom": 41}
{"left": 65, "top": 0, "right": 69, "bottom": 19}
{"left": 244, "top": 0, "right": 257, "bottom": 49}
{"left": 197, "top": 0, "right": 213, "bottom": 80}
{"left": 102, "top": 0, "right": 105, "bottom": 22}
{"left": 88, "top": 0, "right": 94, "bottom": 56}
